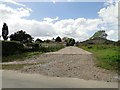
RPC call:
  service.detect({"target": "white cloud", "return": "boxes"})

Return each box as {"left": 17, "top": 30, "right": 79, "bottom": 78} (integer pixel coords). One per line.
{"left": 44, "top": 17, "right": 59, "bottom": 22}
{"left": 0, "top": 3, "right": 97, "bottom": 41}
{"left": 52, "top": 0, "right": 56, "bottom": 4}
{"left": 0, "top": 0, "right": 119, "bottom": 41}
{"left": 98, "top": 0, "right": 118, "bottom": 41}
{"left": 2, "top": 0, "right": 26, "bottom": 7}
{"left": 0, "top": 4, "right": 32, "bottom": 21}
{"left": 107, "top": 30, "right": 118, "bottom": 41}
{"left": 98, "top": 3, "right": 118, "bottom": 24}
{"left": 54, "top": 18, "right": 101, "bottom": 41}
{"left": 105, "top": 0, "right": 119, "bottom": 6}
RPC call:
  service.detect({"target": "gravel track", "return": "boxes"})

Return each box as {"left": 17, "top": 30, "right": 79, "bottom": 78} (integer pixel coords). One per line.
{"left": 17, "top": 46, "right": 118, "bottom": 82}
{"left": 2, "top": 46, "right": 118, "bottom": 82}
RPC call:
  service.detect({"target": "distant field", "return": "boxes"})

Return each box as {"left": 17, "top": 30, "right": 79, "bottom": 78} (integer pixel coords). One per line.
{"left": 79, "top": 44, "right": 119, "bottom": 71}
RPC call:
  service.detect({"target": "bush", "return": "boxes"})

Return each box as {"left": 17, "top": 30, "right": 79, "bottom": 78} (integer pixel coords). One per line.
{"left": 22, "top": 43, "right": 64, "bottom": 52}
{"left": 32, "top": 43, "right": 40, "bottom": 51}
{"left": 2, "top": 41, "right": 24, "bottom": 56}
{"left": 66, "top": 38, "right": 75, "bottom": 46}
{"left": 39, "top": 44, "right": 64, "bottom": 52}
{"left": 88, "top": 46, "right": 92, "bottom": 49}
{"left": 88, "top": 42, "right": 94, "bottom": 45}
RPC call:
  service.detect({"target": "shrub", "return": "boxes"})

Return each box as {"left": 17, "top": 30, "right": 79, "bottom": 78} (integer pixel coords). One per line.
{"left": 88, "top": 46, "right": 92, "bottom": 49}
{"left": 2, "top": 41, "right": 24, "bottom": 56}
{"left": 88, "top": 42, "right": 94, "bottom": 45}
{"left": 33, "top": 43, "right": 40, "bottom": 51}
{"left": 39, "top": 44, "right": 64, "bottom": 52}
{"left": 55, "top": 36, "right": 62, "bottom": 42}
{"left": 66, "top": 38, "right": 75, "bottom": 46}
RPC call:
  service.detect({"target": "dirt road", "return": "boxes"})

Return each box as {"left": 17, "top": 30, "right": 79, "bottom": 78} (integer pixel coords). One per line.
{"left": 2, "top": 46, "right": 118, "bottom": 88}
{"left": 10, "top": 46, "right": 117, "bottom": 82}
{"left": 45, "top": 46, "right": 92, "bottom": 54}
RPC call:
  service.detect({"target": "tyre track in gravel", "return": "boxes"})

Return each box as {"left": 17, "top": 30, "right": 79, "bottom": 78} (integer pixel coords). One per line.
{"left": 18, "top": 46, "right": 118, "bottom": 82}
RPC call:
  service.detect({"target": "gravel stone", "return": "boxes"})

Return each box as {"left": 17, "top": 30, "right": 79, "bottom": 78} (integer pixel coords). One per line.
{"left": 5, "top": 47, "right": 118, "bottom": 82}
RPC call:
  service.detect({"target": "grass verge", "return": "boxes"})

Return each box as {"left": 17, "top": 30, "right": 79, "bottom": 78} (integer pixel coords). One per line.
{"left": 79, "top": 45, "right": 119, "bottom": 71}
{"left": 2, "top": 64, "right": 29, "bottom": 70}
{"left": 2, "top": 52, "right": 42, "bottom": 62}
{"left": 2, "top": 62, "right": 46, "bottom": 70}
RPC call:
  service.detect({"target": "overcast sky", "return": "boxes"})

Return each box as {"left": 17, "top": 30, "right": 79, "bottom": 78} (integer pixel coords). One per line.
{"left": 0, "top": 0, "right": 118, "bottom": 41}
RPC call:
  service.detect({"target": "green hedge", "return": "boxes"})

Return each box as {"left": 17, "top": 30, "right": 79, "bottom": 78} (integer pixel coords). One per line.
{"left": 39, "top": 45, "right": 64, "bottom": 52}
{"left": 2, "top": 41, "right": 24, "bottom": 56}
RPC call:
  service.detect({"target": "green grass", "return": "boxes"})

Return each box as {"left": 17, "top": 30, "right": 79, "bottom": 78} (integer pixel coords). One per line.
{"left": 2, "top": 52, "right": 42, "bottom": 62}
{"left": 2, "top": 64, "right": 27, "bottom": 70}
{"left": 40, "top": 43, "right": 65, "bottom": 52}
{"left": 2, "top": 62, "right": 46, "bottom": 70}
{"left": 79, "top": 45, "right": 119, "bottom": 71}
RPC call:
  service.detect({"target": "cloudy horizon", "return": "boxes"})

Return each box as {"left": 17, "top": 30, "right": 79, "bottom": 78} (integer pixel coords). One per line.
{"left": 0, "top": 0, "right": 119, "bottom": 41}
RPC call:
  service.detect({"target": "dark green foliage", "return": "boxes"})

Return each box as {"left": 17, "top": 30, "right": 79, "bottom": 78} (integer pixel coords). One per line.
{"left": 10, "top": 30, "right": 33, "bottom": 44}
{"left": 88, "top": 42, "right": 94, "bottom": 45}
{"left": 62, "top": 37, "right": 68, "bottom": 42}
{"left": 44, "top": 39, "right": 51, "bottom": 43}
{"left": 66, "top": 38, "right": 75, "bottom": 46}
{"left": 35, "top": 38, "right": 43, "bottom": 43}
{"left": 2, "top": 41, "right": 24, "bottom": 57}
{"left": 88, "top": 46, "right": 93, "bottom": 49}
{"left": 55, "top": 36, "right": 62, "bottom": 42}
{"left": 33, "top": 43, "right": 40, "bottom": 51}
{"left": 75, "top": 41, "right": 80, "bottom": 46}
{"left": 117, "top": 40, "right": 120, "bottom": 46}
{"left": 2, "top": 23, "right": 9, "bottom": 40}
{"left": 22, "top": 43, "right": 40, "bottom": 52}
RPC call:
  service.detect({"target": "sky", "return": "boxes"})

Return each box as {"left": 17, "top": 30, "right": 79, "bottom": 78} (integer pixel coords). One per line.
{"left": 0, "top": 0, "right": 119, "bottom": 41}
{"left": 20, "top": 2, "right": 104, "bottom": 20}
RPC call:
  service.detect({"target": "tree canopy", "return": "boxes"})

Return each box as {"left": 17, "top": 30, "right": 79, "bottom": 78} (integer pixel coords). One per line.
{"left": 35, "top": 38, "right": 43, "bottom": 43}
{"left": 10, "top": 30, "right": 33, "bottom": 43}
{"left": 44, "top": 39, "right": 51, "bottom": 43}
{"left": 55, "top": 36, "right": 62, "bottom": 42}
{"left": 66, "top": 38, "right": 75, "bottom": 46}
{"left": 62, "top": 37, "right": 68, "bottom": 42}
{"left": 2, "top": 23, "right": 9, "bottom": 40}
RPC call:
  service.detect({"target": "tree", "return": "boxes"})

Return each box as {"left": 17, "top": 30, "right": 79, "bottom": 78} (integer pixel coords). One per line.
{"left": 62, "top": 37, "right": 68, "bottom": 42}
{"left": 10, "top": 30, "right": 33, "bottom": 43}
{"left": 35, "top": 38, "right": 43, "bottom": 43}
{"left": 66, "top": 38, "right": 75, "bottom": 46}
{"left": 2, "top": 23, "right": 9, "bottom": 40}
{"left": 55, "top": 36, "right": 62, "bottom": 42}
{"left": 51, "top": 38, "right": 55, "bottom": 42}
{"left": 44, "top": 39, "right": 51, "bottom": 43}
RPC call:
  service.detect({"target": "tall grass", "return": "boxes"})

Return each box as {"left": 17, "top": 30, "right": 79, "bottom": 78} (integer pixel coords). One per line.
{"left": 2, "top": 52, "right": 42, "bottom": 62}
{"left": 79, "top": 44, "right": 119, "bottom": 71}
{"left": 39, "top": 44, "right": 64, "bottom": 52}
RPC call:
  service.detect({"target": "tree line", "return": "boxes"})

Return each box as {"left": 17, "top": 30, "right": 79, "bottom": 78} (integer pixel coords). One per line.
{"left": 2, "top": 23, "right": 75, "bottom": 46}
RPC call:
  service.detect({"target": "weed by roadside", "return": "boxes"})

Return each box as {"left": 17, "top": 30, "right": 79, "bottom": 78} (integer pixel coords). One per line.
{"left": 2, "top": 62, "right": 46, "bottom": 70}
{"left": 79, "top": 45, "right": 119, "bottom": 71}
{"left": 2, "top": 52, "right": 42, "bottom": 62}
